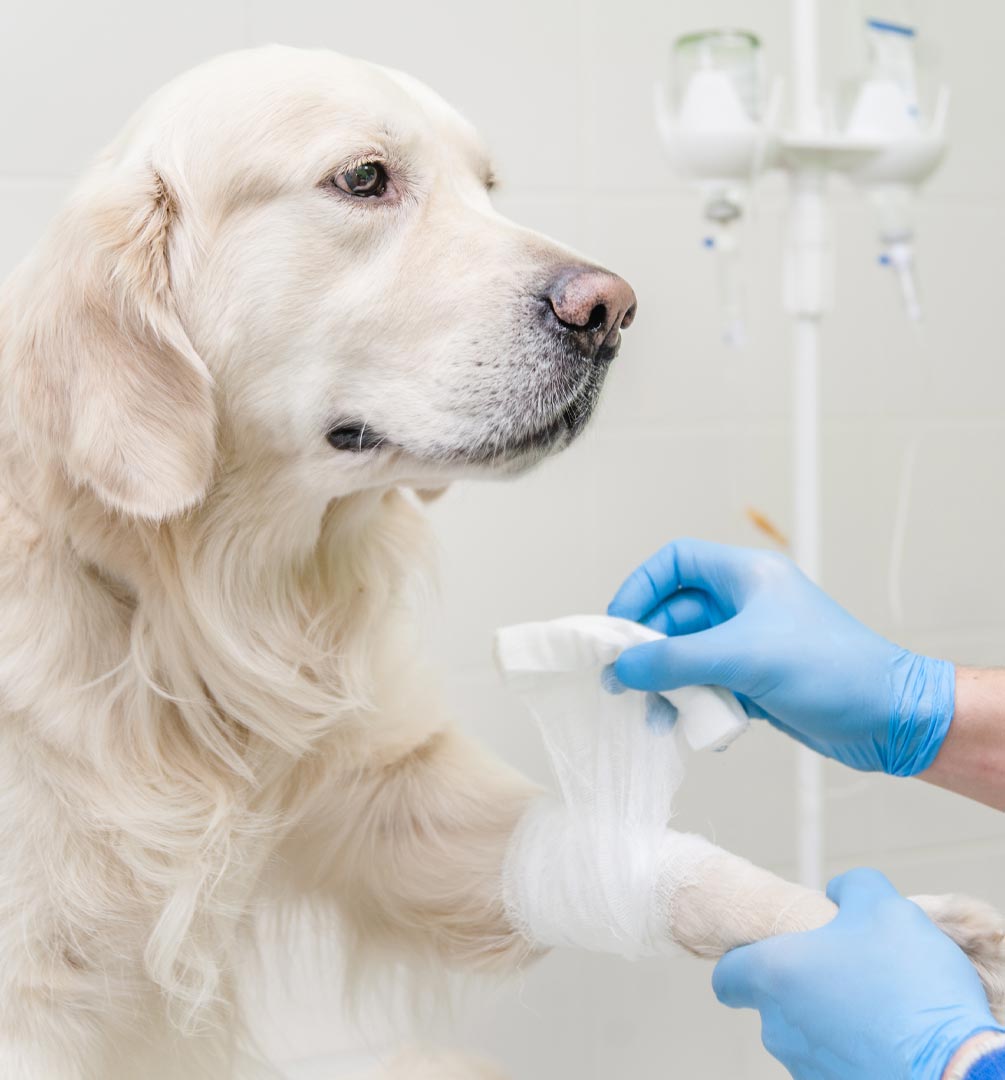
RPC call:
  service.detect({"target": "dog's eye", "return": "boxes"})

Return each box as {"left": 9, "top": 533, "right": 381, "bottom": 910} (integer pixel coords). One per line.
{"left": 334, "top": 163, "right": 388, "bottom": 198}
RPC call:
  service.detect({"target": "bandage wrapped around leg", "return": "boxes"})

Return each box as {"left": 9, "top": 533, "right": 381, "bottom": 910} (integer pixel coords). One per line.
{"left": 495, "top": 615, "right": 749, "bottom": 959}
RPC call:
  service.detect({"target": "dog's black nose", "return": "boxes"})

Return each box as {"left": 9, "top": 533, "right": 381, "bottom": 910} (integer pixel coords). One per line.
{"left": 543, "top": 266, "right": 637, "bottom": 361}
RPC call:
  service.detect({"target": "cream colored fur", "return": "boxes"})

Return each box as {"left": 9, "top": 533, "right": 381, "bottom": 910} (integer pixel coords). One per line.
{"left": 0, "top": 45, "right": 1001, "bottom": 1080}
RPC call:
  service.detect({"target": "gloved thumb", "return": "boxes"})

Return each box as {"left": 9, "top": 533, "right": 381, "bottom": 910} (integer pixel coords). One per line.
{"left": 825, "top": 867, "right": 900, "bottom": 914}
{"left": 614, "top": 623, "right": 745, "bottom": 693}
{"left": 712, "top": 941, "right": 769, "bottom": 1009}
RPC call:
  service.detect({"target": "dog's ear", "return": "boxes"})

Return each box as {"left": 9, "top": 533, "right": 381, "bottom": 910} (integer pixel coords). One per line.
{"left": 6, "top": 165, "right": 216, "bottom": 520}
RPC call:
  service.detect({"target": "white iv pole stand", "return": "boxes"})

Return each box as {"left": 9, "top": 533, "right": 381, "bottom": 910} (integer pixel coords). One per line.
{"left": 783, "top": 0, "right": 949, "bottom": 886}
{"left": 656, "top": 3, "right": 948, "bottom": 891}
{"left": 788, "top": 0, "right": 826, "bottom": 890}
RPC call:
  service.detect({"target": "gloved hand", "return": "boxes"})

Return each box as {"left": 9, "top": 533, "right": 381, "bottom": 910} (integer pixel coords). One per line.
{"left": 712, "top": 869, "right": 1004, "bottom": 1080}
{"left": 608, "top": 538, "right": 955, "bottom": 776}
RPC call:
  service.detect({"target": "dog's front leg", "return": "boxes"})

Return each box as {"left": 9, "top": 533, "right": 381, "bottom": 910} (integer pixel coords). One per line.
{"left": 655, "top": 834, "right": 837, "bottom": 957}
{"left": 289, "top": 726, "right": 541, "bottom": 975}
{"left": 656, "top": 832, "right": 1005, "bottom": 1016}
{"left": 293, "top": 731, "right": 828, "bottom": 969}
{"left": 287, "top": 725, "right": 1004, "bottom": 1007}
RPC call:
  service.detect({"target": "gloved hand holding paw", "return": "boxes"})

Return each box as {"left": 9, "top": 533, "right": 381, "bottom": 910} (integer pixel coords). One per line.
{"left": 712, "top": 869, "right": 1004, "bottom": 1080}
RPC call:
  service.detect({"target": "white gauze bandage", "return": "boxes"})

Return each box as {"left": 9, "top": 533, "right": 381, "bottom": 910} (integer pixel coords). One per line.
{"left": 496, "top": 615, "right": 749, "bottom": 959}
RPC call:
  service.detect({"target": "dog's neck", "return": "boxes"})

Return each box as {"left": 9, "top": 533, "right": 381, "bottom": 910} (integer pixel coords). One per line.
{"left": 2, "top": 442, "right": 431, "bottom": 772}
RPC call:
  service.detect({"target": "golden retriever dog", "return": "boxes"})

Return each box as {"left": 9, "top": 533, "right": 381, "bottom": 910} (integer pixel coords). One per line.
{"left": 0, "top": 45, "right": 1002, "bottom": 1080}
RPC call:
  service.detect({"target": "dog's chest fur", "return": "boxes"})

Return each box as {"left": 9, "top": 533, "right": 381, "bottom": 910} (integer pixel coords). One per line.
{"left": 0, "top": 468, "right": 440, "bottom": 1022}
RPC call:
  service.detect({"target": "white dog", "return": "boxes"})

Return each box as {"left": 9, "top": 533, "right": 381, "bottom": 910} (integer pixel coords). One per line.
{"left": 0, "top": 46, "right": 1000, "bottom": 1080}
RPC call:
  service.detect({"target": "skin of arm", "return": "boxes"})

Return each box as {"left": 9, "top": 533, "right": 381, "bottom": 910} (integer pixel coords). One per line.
{"left": 921, "top": 668, "right": 1005, "bottom": 812}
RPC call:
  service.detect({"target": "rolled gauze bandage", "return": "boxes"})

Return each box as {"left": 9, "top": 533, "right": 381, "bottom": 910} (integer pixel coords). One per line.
{"left": 495, "top": 615, "right": 749, "bottom": 959}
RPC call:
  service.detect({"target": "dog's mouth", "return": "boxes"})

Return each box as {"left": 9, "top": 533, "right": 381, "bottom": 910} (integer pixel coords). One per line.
{"left": 455, "top": 370, "right": 605, "bottom": 467}
{"left": 324, "top": 370, "right": 605, "bottom": 470}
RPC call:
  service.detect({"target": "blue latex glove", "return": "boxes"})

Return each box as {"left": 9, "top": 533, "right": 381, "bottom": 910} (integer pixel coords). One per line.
{"left": 608, "top": 538, "right": 955, "bottom": 776}
{"left": 713, "top": 869, "right": 1004, "bottom": 1080}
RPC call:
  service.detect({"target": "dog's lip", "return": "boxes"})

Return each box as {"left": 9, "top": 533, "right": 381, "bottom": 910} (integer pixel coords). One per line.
{"left": 559, "top": 379, "right": 598, "bottom": 434}
{"left": 325, "top": 373, "right": 602, "bottom": 466}
{"left": 596, "top": 333, "right": 622, "bottom": 365}
{"left": 325, "top": 422, "right": 387, "bottom": 453}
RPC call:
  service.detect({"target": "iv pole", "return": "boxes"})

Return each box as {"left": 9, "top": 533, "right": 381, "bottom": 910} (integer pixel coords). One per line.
{"left": 789, "top": 0, "right": 826, "bottom": 890}
{"left": 655, "top": 1, "right": 948, "bottom": 894}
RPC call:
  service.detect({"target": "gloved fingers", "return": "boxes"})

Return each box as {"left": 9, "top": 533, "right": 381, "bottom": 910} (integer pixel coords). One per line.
{"left": 600, "top": 663, "right": 627, "bottom": 695}
{"left": 735, "top": 692, "right": 772, "bottom": 721}
{"left": 638, "top": 588, "right": 721, "bottom": 637}
{"left": 644, "top": 692, "right": 679, "bottom": 734}
{"left": 608, "top": 538, "right": 751, "bottom": 622}
{"left": 826, "top": 867, "right": 901, "bottom": 912}
{"left": 600, "top": 669, "right": 683, "bottom": 737}
{"left": 712, "top": 941, "right": 775, "bottom": 1009}
{"left": 613, "top": 620, "right": 749, "bottom": 693}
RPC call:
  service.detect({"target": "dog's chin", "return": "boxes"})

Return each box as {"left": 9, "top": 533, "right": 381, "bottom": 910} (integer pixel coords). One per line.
{"left": 447, "top": 376, "right": 605, "bottom": 475}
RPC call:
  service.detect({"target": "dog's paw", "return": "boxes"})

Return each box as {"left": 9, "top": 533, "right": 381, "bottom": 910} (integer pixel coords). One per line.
{"left": 913, "top": 893, "right": 1005, "bottom": 1017}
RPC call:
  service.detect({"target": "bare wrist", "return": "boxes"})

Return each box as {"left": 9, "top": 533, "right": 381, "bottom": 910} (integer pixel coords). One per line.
{"left": 921, "top": 666, "right": 1005, "bottom": 811}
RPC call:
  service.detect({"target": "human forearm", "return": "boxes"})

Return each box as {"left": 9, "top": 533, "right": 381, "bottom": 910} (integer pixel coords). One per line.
{"left": 921, "top": 668, "right": 1005, "bottom": 811}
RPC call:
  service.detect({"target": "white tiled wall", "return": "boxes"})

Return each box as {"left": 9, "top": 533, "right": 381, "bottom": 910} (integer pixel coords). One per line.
{"left": 4, "top": 2, "right": 1005, "bottom": 1077}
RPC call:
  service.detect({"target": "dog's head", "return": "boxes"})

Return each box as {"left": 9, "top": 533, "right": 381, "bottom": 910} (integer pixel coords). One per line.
{"left": 4, "top": 46, "right": 636, "bottom": 520}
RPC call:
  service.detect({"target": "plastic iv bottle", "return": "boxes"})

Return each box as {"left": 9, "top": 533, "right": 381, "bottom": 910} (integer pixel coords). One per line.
{"left": 847, "top": 19, "right": 921, "bottom": 138}
{"left": 673, "top": 29, "right": 763, "bottom": 127}
{"left": 671, "top": 30, "right": 763, "bottom": 347}
{"left": 846, "top": 16, "right": 938, "bottom": 323}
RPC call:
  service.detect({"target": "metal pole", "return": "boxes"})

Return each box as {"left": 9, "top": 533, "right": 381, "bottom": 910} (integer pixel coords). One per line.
{"left": 793, "top": 313, "right": 824, "bottom": 889}
{"left": 789, "top": 0, "right": 826, "bottom": 890}
{"left": 792, "top": 0, "right": 824, "bottom": 135}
